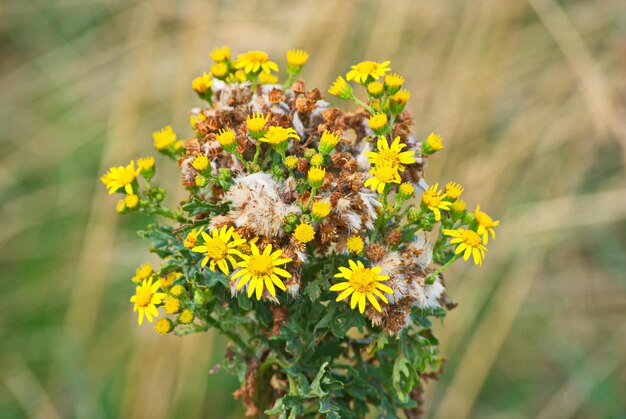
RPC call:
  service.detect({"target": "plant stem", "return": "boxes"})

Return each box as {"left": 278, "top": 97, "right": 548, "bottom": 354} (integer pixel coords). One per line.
{"left": 425, "top": 254, "right": 460, "bottom": 284}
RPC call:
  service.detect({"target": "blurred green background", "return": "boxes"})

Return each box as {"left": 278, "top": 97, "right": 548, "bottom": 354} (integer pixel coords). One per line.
{"left": 2, "top": 0, "right": 625, "bottom": 418}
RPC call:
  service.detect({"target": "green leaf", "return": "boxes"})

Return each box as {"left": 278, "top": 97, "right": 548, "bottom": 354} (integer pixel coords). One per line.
{"left": 182, "top": 197, "right": 230, "bottom": 216}
{"left": 307, "top": 362, "right": 329, "bottom": 398}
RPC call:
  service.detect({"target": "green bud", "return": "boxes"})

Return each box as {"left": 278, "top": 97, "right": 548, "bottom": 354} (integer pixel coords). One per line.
{"left": 303, "top": 148, "right": 317, "bottom": 159}
{"left": 407, "top": 207, "right": 421, "bottom": 222}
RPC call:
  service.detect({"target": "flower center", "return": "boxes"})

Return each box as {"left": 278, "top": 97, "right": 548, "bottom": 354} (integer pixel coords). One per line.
{"left": 422, "top": 191, "right": 441, "bottom": 207}
{"left": 376, "top": 166, "right": 396, "bottom": 182}
{"left": 118, "top": 168, "right": 135, "bottom": 185}
{"left": 463, "top": 231, "right": 481, "bottom": 247}
{"left": 377, "top": 150, "right": 400, "bottom": 168}
{"left": 355, "top": 61, "right": 377, "bottom": 74}
{"left": 247, "top": 254, "right": 274, "bottom": 276}
{"left": 348, "top": 267, "right": 378, "bottom": 294}
{"left": 135, "top": 287, "right": 152, "bottom": 307}
{"left": 204, "top": 238, "right": 228, "bottom": 260}
{"left": 476, "top": 213, "right": 493, "bottom": 228}
{"left": 247, "top": 51, "right": 268, "bottom": 63}
{"left": 184, "top": 236, "right": 198, "bottom": 248}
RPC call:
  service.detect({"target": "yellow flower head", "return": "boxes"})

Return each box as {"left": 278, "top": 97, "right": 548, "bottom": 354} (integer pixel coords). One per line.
{"left": 195, "top": 174, "right": 207, "bottom": 187}
{"left": 346, "top": 60, "right": 391, "bottom": 84}
{"left": 231, "top": 243, "right": 292, "bottom": 300}
{"left": 210, "top": 45, "right": 231, "bottom": 62}
{"left": 116, "top": 200, "right": 126, "bottom": 214}
{"left": 164, "top": 296, "right": 181, "bottom": 314}
{"left": 259, "top": 126, "right": 300, "bottom": 147}
{"left": 154, "top": 318, "right": 173, "bottom": 335}
{"left": 189, "top": 112, "right": 206, "bottom": 128}
{"left": 169, "top": 284, "right": 185, "bottom": 297}
{"left": 101, "top": 160, "right": 138, "bottom": 194}
{"left": 152, "top": 125, "right": 177, "bottom": 150}
{"left": 211, "top": 62, "right": 229, "bottom": 79}
{"left": 328, "top": 76, "right": 353, "bottom": 100}
{"left": 390, "top": 89, "right": 410, "bottom": 105}
{"left": 216, "top": 128, "right": 237, "bottom": 149}
{"left": 364, "top": 165, "right": 401, "bottom": 194}
{"left": 178, "top": 308, "right": 194, "bottom": 324}
{"left": 319, "top": 130, "right": 341, "bottom": 155}
{"left": 330, "top": 259, "right": 392, "bottom": 313}
{"left": 235, "top": 50, "right": 279, "bottom": 74}
{"left": 159, "top": 272, "right": 182, "bottom": 289}
{"left": 422, "top": 132, "right": 444, "bottom": 154}
{"left": 398, "top": 182, "right": 415, "bottom": 199}
{"left": 259, "top": 71, "right": 279, "bottom": 84}
{"left": 124, "top": 194, "right": 139, "bottom": 209}
{"left": 367, "top": 81, "right": 384, "bottom": 97}
{"left": 445, "top": 181, "right": 464, "bottom": 200}
{"left": 368, "top": 113, "right": 388, "bottom": 133}
{"left": 365, "top": 136, "right": 416, "bottom": 172}
{"left": 130, "top": 276, "right": 166, "bottom": 325}
{"left": 452, "top": 199, "right": 467, "bottom": 213}
{"left": 444, "top": 228, "right": 487, "bottom": 266}
{"left": 474, "top": 205, "right": 500, "bottom": 243}
{"left": 293, "top": 223, "right": 315, "bottom": 244}
{"left": 246, "top": 112, "right": 269, "bottom": 137}
{"left": 137, "top": 156, "right": 155, "bottom": 172}
{"left": 184, "top": 227, "right": 204, "bottom": 249}
{"left": 286, "top": 49, "right": 309, "bottom": 68}
{"left": 421, "top": 183, "right": 452, "bottom": 221}
{"left": 384, "top": 73, "right": 404, "bottom": 92}
{"left": 312, "top": 201, "right": 331, "bottom": 219}
{"left": 310, "top": 153, "right": 324, "bottom": 166}
{"left": 191, "top": 155, "right": 209, "bottom": 171}
{"left": 132, "top": 262, "right": 153, "bottom": 283}
{"left": 307, "top": 166, "right": 326, "bottom": 188}
{"left": 192, "top": 225, "right": 247, "bottom": 274}
{"left": 346, "top": 236, "right": 364, "bottom": 254}
{"left": 191, "top": 72, "right": 212, "bottom": 94}
{"left": 284, "top": 156, "right": 298, "bottom": 169}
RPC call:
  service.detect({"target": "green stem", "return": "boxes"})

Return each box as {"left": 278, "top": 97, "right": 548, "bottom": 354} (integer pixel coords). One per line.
{"left": 204, "top": 315, "right": 253, "bottom": 355}
{"left": 305, "top": 187, "right": 317, "bottom": 208}
{"left": 425, "top": 254, "right": 460, "bottom": 284}
{"left": 153, "top": 206, "right": 187, "bottom": 223}
{"left": 350, "top": 95, "right": 371, "bottom": 113}
{"left": 251, "top": 142, "right": 262, "bottom": 169}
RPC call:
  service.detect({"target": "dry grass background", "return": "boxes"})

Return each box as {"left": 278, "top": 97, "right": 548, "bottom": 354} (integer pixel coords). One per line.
{"left": 1, "top": 0, "right": 625, "bottom": 418}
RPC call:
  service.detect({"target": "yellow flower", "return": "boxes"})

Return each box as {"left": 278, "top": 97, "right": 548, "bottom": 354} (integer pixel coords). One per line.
{"left": 421, "top": 183, "right": 452, "bottom": 221}
{"left": 318, "top": 130, "right": 341, "bottom": 155}
{"left": 152, "top": 125, "right": 177, "bottom": 150}
{"left": 330, "top": 259, "right": 392, "bottom": 313}
{"left": 116, "top": 200, "right": 125, "bottom": 213}
{"left": 154, "top": 318, "right": 173, "bottom": 335}
{"left": 365, "top": 136, "right": 416, "bottom": 172}
{"left": 124, "top": 194, "right": 139, "bottom": 209}
{"left": 231, "top": 243, "right": 292, "bottom": 300}
{"left": 422, "top": 132, "right": 444, "bottom": 154}
{"left": 259, "top": 72, "right": 279, "bottom": 84}
{"left": 100, "top": 161, "right": 138, "bottom": 194}
{"left": 259, "top": 126, "right": 300, "bottom": 149}
{"left": 235, "top": 50, "right": 279, "bottom": 74}
{"left": 452, "top": 199, "right": 467, "bottom": 213}
{"left": 364, "top": 165, "right": 401, "bottom": 194}
{"left": 368, "top": 113, "right": 388, "bottom": 134}
{"left": 131, "top": 262, "right": 153, "bottom": 283}
{"left": 293, "top": 223, "right": 315, "bottom": 243}
{"left": 170, "top": 284, "right": 185, "bottom": 297}
{"left": 130, "top": 276, "right": 166, "bottom": 325}
{"left": 310, "top": 153, "right": 324, "bottom": 166}
{"left": 328, "top": 76, "right": 353, "bottom": 100}
{"left": 397, "top": 182, "right": 415, "bottom": 199}
{"left": 227, "top": 69, "right": 247, "bottom": 84}
{"left": 286, "top": 49, "right": 309, "bottom": 68}
{"left": 183, "top": 227, "right": 204, "bottom": 249}
{"left": 191, "top": 72, "right": 212, "bottom": 94}
{"left": 191, "top": 155, "right": 209, "bottom": 171}
{"left": 137, "top": 157, "right": 155, "bottom": 172}
{"left": 346, "top": 60, "right": 391, "bottom": 84}
{"left": 311, "top": 201, "right": 331, "bottom": 219}
{"left": 445, "top": 181, "right": 464, "bottom": 199}
{"left": 174, "top": 140, "right": 185, "bottom": 151}
{"left": 346, "top": 236, "right": 364, "bottom": 254}
{"left": 284, "top": 156, "right": 298, "bottom": 169}
{"left": 367, "top": 81, "right": 384, "bottom": 97}
{"left": 211, "top": 62, "right": 229, "bottom": 79}
{"left": 164, "top": 296, "right": 181, "bottom": 314}
{"left": 189, "top": 112, "right": 206, "bottom": 127}
{"left": 178, "top": 309, "right": 194, "bottom": 324}
{"left": 192, "top": 226, "right": 246, "bottom": 274}
{"left": 384, "top": 73, "right": 404, "bottom": 92}
{"left": 216, "top": 128, "right": 237, "bottom": 151}
{"left": 159, "top": 272, "right": 182, "bottom": 289}
{"left": 390, "top": 89, "right": 410, "bottom": 105}
{"left": 474, "top": 205, "right": 500, "bottom": 243}
{"left": 246, "top": 112, "right": 269, "bottom": 137}
{"left": 307, "top": 167, "right": 326, "bottom": 188}
{"left": 444, "top": 228, "right": 487, "bottom": 266}
{"left": 210, "top": 45, "right": 231, "bottom": 62}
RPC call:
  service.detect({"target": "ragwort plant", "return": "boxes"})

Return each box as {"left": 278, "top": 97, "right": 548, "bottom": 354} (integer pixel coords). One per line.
{"left": 101, "top": 46, "right": 499, "bottom": 418}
